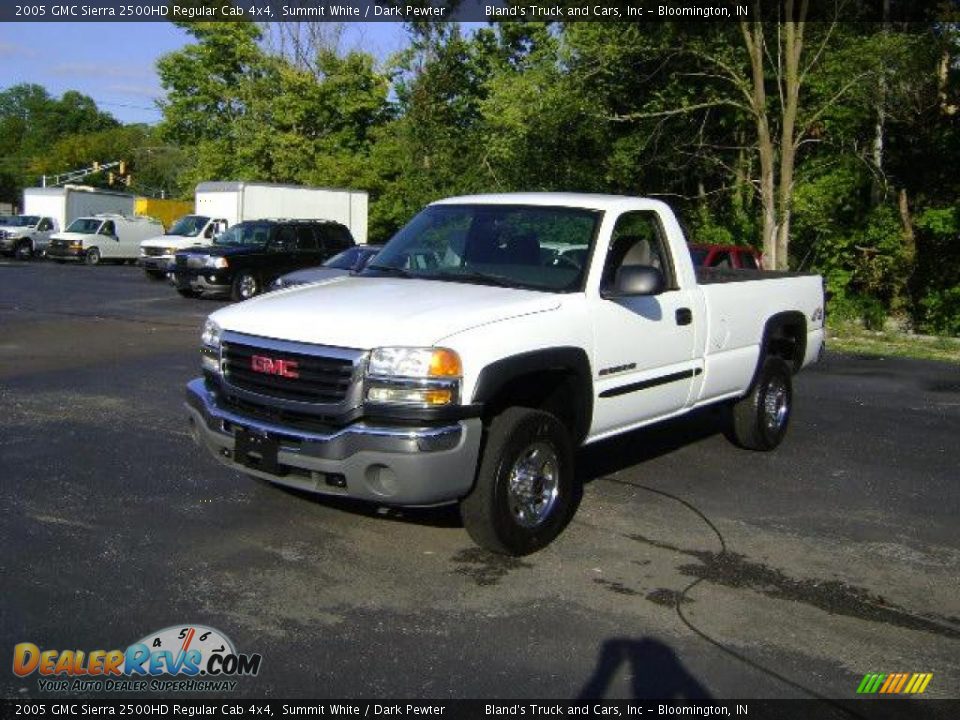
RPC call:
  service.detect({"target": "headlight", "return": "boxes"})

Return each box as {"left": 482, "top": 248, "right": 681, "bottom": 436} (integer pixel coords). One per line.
{"left": 200, "top": 319, "right": 222, "bottom": 375}
{"left": 204, "top": 256, "right": 228, "bottom": 269}
{"left": 69, "top": 240, "right": 83, "bottom": 249}
{"left": 165, "top": 247, "right": 178, "bottom": 256}
{"left": 365, "top": 347, "right": 462, "bottom": 407}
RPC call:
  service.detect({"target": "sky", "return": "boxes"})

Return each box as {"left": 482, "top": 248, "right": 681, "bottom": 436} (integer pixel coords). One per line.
{"left": 0, "top": 22, "right": 412, "bottom": 124}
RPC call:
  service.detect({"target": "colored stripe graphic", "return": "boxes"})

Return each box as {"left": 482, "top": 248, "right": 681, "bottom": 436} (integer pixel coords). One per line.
{"left": 857, "top": 673, "right": 932, "bottom": 694}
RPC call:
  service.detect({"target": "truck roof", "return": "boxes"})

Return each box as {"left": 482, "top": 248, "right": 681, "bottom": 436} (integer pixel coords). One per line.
{"left": 431, "top": 192, "right": 671, "bottom": 212}
{"left": 196, "top": 181, "right": 367, "bottom": 195}
{"left": 23, "top": 185, "right": 135, "bottom": 198}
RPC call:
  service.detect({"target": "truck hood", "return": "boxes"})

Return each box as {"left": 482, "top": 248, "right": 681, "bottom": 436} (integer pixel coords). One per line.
{"left": 181, "top": 244, "right": 261, "bottom": 259}
{"left": 210, "top": 276, "right": 562, "bottom": 348}
{"left": 51, "top": 232, "right": 94, "bottom": 242}
{"left": 0, "top": 224, "right": 35, "bottom": 235}
{"left": 141, "top": 234, "right": 208, "bottom": 249}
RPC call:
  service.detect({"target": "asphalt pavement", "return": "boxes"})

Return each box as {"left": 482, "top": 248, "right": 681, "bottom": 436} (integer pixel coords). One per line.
{"left": 1, "top": 260, "right": 958, "bottom": 703}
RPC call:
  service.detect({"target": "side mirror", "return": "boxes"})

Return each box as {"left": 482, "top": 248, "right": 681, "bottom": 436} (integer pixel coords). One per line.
{"left": 608, "top": 265, "right": 665, "bottom": 297}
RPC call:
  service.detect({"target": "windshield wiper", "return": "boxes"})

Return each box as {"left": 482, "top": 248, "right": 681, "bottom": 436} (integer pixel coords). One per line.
{"left": 431, "top": 269, "right": 520, "bottom": 289}
{"left": 366, "top": 264, "right": 414, "bottom": 278}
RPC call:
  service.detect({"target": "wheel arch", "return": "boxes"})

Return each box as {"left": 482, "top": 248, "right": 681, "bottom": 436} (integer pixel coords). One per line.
{"left": 472, "top": 347, "right": 594, "bottom": 445}
{"left": 758, "top": 311, "right": 807, "bottom": 376}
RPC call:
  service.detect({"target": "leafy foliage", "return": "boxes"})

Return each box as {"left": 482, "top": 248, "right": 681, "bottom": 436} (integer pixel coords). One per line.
{"left": 2, "top": 18, "right": 958, "bottom": 335}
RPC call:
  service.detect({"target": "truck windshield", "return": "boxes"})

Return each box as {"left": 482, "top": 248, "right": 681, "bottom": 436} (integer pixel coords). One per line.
{"left": 66, "top": 218, "right": 103, "bottom": 234}
{"left": 324, "top": 246, "right": 380, "bottom": 271}
{"left": 364, "top": 204, "right": 601, "bottom": 292}
{"left": 5, "top": 215, "right": 40, "bottom": 227}
{"left": 214, "top": 222, "right": 272, "bottom": 248}
{"left": 167, "top": 215, "right": 210, "bottom": 237}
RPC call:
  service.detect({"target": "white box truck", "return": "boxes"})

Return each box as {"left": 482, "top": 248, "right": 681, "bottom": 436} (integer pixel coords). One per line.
{"left": 195, "top": 182, "right": 368, "bottom": 244}
{"left": 23, "top": 185, "right": 136, "bottom": 236}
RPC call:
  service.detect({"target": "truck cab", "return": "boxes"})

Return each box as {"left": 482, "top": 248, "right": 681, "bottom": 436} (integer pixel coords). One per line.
{"left": 139, "top": 215, "right": 229, "bottom": 279}
{"left": 0, "top": 215, "right": 58, "bottom": 259}
{"left": 47, "top": 214, "right": 165, "bottom": 265}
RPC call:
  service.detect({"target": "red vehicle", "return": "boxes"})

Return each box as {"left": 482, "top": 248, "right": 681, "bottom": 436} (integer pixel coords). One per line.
{"left": 688, "top": 243, "right": 763, "bottom": 270}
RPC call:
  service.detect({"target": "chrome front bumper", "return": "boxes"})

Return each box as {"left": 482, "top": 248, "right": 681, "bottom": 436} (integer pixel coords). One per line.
{"left": 185, "top": 378, "right": 483, "bottom": 506}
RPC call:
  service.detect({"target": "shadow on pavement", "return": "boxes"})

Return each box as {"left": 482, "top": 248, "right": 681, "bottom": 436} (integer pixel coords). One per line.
{"left": 576, "top": 406, "right": 726, "bottom": 485}
{"left": 577, "top": 637, "right": 713, "bottom": 699}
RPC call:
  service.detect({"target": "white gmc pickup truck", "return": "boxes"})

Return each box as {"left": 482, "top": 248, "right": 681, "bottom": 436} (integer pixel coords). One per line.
{"left": 186, "top": 194, "right": 824, "bottom": 555}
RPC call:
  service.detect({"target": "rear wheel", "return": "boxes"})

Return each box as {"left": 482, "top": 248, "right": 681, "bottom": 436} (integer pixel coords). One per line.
{"left": 84, "top": 247, "right": 100, "bottom": 266}
{"left": 14, "top": 240, "right": 32, "bottom": 261}
{"left": 176, "top": 288, "right": 199, "bottom": 298}
{"left": 460, "top": 407, "right": 578, "bottom": 556}
{"left": 145, "top": 269, "right": 166, "bottom": 280}
{"left": 727, "top": 356, "right": 793, "bottom": 450}
{"left": 231, "top": 271, "right": 259, "bottom": 301}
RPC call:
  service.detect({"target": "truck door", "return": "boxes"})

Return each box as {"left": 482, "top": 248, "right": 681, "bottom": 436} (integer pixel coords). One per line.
{"left": 294, "top": 224, "right": 324, "bottom": 270}
{"left": 589, "top": 210, "right": 698, "bottom": 436}
{"left": 97, "top": 220, "right": 118, "bottom": 259}
{"left": 35, "top": 217, "right": 55, "bottom": 251}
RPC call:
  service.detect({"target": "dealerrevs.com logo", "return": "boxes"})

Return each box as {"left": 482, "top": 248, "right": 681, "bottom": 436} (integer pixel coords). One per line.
{"left": 13, "top": 625, "right": 262, "bottom": 693}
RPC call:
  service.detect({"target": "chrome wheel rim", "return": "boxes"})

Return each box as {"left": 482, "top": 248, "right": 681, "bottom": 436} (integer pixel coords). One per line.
{"left": 86, "top": 250, "right": 98, "bottom": 265}
{"left": 762, "top": 377, "right": 789, "bottom": 433}
{"left": 506, "top": 442, "right": 560, "bottom": 528}
{"left": 238, "top": 274, "right": 257, "bottom": 298}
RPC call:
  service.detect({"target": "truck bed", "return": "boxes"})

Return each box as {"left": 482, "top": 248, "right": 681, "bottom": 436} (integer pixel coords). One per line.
{"left": 695, "top": 267, "right": 818, "bottom": 284}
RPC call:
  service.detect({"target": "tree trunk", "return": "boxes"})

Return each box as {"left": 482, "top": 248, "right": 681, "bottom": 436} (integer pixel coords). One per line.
{"left": 777, "top": 8, "right": 805, "bottom": 270}
{"left": 894, "top": 187, "right": 917, "bottom": 314}
{"left": 871, "top": 0, "right": 890, "bottom": 205}
{"left": 741, "top": 15, "right": 778, "bottom": 270}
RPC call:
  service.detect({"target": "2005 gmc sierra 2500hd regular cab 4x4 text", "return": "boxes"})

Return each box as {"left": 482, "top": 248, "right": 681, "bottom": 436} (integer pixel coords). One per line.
{"left": 185, "top": 194, "right": 825, "bottom": 555}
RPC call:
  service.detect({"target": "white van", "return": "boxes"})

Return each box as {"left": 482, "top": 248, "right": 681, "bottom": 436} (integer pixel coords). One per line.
{"left": 138, "top": 215, "right": 229, "bottom": 279}
{"left": 46, "top": 214, "right": 165, "bottom": 265}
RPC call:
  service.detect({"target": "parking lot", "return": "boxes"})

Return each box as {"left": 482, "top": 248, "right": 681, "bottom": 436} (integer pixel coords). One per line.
{"left": 2, "top": 260, "right": 958, "bottom": 701}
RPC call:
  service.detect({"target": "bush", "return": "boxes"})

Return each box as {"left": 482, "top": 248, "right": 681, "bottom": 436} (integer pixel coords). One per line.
{"left": 828, "top": 292, "right": 887, "bottom": 331}
{"left": 918, "top": 287, "right": 960, "bottom": 337}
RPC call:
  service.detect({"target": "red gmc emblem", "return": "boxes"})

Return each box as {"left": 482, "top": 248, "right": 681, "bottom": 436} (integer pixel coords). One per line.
{"left": 250, "top": 354, "right": 300, "bottom": 379}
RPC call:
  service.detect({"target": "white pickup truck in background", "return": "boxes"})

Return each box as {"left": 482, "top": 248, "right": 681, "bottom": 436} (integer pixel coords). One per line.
{"left": 186, "top": 193, "right": 824, "bottom": 555}
{"left": 0, "top": 215, "right": 58, "bottom": 259}
{"left": 139, "top": 215, "right": 228, "bottom": 279}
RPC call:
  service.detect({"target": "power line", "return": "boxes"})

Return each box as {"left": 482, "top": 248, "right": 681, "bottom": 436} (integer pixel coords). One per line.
{"left": 93, "top": 100, "right": 163, "bottom": 114}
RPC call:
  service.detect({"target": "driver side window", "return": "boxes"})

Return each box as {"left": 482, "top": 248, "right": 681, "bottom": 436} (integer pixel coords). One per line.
{"left": 601, "top": 212, "right": 674, "bottom": 292}
{"left": 99, "top": 221, "right": 115, "bottom": 237}
{"left": 272, "top": 226, "right": 296, "bottom": 251}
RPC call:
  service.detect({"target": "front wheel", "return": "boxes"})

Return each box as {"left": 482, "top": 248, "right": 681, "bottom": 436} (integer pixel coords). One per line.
{"left": 84, "top": 247, "right": 100, "bottom": 266}
{"left": 727, "top": 356, "right": 793, "bottom": 451}
{"left": 14, "top": 240, "right": 32, "bottom": 261}
{"left": 231, "top": 271, "right": 259, "bottom": 301}
{"left": 460, "top": 407, "right": 578, "bottom": 556}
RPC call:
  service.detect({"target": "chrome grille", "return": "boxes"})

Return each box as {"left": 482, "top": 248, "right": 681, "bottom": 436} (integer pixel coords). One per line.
{"left": 222, "top": 339, "right": 357, "bottom": 405}
{"left": 143, "top": 247, "right": 167, "bottom": 257}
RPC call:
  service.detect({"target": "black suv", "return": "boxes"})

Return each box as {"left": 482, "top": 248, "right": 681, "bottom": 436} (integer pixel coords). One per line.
{"left": 173, "top": 219, "right": 354, "bottom": 300}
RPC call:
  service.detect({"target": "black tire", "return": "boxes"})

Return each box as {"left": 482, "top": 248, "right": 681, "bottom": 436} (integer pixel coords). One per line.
{"left": 145, "top": 269, "right": 166, "bottom": 280}
{"left": 231, "top": 271, "right": 259, "bottom": 301}
{"left": 84, "top": 247, "right": 100, "bottom": 266}
{"left": 176, "top": 288, "right": 199, "bottom": 298}
{"left": 460, "top": 407, "right": 578, "bottom": 556}
{"left": 727, "top": 356, "right": 793, "bottom": 451}
{"left": 14, "top": 240, "right": 32, "bottom": 261}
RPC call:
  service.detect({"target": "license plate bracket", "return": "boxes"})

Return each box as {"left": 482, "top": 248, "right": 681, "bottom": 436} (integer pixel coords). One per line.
{"left": 234, "top": 427, "right": 283, "bottom": 475}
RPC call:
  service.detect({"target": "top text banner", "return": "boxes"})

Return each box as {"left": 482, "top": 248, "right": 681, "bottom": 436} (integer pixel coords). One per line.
{"left": 0, "top": 0, "right": 953, "bottom": 22}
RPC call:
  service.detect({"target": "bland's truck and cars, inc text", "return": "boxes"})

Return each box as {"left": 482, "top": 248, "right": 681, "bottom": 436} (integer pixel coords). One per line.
{"left": 186, "top": 193, "right": 824, "bottom": 555}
